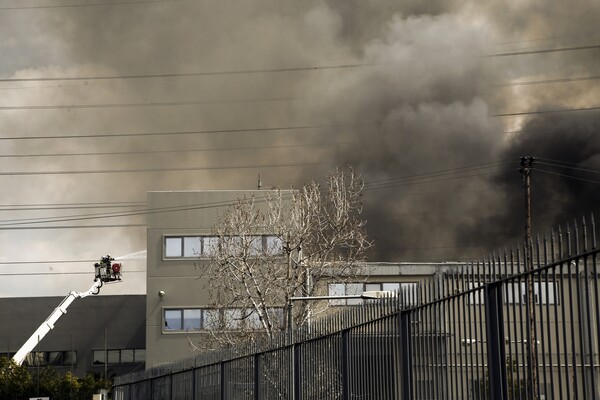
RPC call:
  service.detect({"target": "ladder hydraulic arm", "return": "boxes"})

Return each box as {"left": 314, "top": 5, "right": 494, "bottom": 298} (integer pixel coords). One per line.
{"left": 12, "top": 280, "right": 103, "bottom": 366}
{"left": 11, "top": 255, "right": 122, "bottom": 366}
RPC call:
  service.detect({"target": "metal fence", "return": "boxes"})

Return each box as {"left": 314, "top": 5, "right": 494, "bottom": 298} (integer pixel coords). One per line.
{"left": 114, "top": 215, "right": 600, "bottom": 400}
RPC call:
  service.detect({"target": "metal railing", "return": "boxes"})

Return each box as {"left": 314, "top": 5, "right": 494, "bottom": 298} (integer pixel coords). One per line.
{"left": 114, "top": 215, "right": 600, "bottom": 400}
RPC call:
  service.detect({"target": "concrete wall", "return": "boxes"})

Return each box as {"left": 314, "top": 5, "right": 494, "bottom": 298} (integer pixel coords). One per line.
{"left": 146, "top": 190, "right": 282, "bottom": 367}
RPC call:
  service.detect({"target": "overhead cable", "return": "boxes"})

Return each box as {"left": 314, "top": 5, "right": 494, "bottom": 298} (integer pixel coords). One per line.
{"left": 0, "top": 63, "right": 376, "bottom": 83}
{"left": 535, "top": 169, "right": 600, "bottom": 185}
{"left": 487, "top": 44, "right": 600, "bottom": 57}
{"left": 492, "top": 106, "right": 600, "bottom": 117}
{"left": 0, "top": 161, "right": 321, "bottom": 176}
{"left": 493, "top": 74, "right": 600, "bottom": 87}
{"left": 0, "top": 121, "right": 375, "bottom": 141}
{"left": 0, "top": 0, "right": 188, "bottom": 10}
{"left": 0, "top": 141, "right": 351, "bottom": 159}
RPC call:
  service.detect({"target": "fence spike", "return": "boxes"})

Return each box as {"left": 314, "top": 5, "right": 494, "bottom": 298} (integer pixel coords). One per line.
{"left": 574, "top": 219, "right": 580, "bottom": 254}
{"left": 558, "top": 225, "right": 564, "bottom": 259}
{"left": 582, "top": 215, "right": 588, "bottom": 252}
{"left": 567, "top": 222, "right": 573, "bottom": 257}
{"left": 592, "top": 212, "right": 597, "bottom": 249}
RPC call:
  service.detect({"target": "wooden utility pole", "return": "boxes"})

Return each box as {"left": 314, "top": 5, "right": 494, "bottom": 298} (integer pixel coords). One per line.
{"left": 520, "top": 156, "right": 538, "bottom": 400}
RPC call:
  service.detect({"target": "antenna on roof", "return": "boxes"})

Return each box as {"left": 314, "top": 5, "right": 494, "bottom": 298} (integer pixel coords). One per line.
{"left": 257, "top": 174, "right": 262, "bottom": 190}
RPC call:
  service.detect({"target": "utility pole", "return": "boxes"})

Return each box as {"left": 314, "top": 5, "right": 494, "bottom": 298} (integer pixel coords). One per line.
{"left": 520, "top": 156, "right": 538, "bottom": 400}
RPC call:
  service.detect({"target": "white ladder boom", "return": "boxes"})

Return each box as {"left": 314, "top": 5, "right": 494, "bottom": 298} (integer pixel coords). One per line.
{"left": 11, "top": 279, "right": 103, "bottom": 366}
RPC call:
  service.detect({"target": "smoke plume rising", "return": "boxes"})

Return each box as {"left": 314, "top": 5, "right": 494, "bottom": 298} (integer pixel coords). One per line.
{"left": 0, "top": 0, "right": 599, "bottom": 295}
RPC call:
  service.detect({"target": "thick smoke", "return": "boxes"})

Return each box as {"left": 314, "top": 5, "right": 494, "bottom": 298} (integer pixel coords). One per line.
{"left": 0, "top": 0, "right": 599, "bottom": 295}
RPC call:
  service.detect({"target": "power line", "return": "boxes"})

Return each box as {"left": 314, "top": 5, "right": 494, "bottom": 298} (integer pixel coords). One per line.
{"left": 364, "top": 161, "right": 511, "bottom": 191}
{"left": 0, "top": 0, "right": 189, "bottom": 10}
{"left": 536, "top": 161, "right": 600, "bottom": 175}
{"left": 0, "top": 163, "right": 505, "bottom": 228}
{"left": 0, "top": 141, "right": 351, "bottom": 159}
{"left": 0, "top": 194, "right": 293, "bottom": 227}
{"left": 0, "top": 121, "right": 375, "bottom": 141}
{"left": 0, "top": 224, "right": 145, "bottom": 230}
{"left": 0, "top": 257, "right": 146, "bottom": 266}
{"left": 536, "top": 169, "right": 600, "bottom": 185}
{"left": 0, "top": 259, "right": 98, "bottom": 265}
{"left": 5, "top": 159, "right": 592, "bottom": 231}
{"left": 366, "top": 160, "right": 508, "bottom": 186}
{"left": 493, "top": 74, "right": 600, "bottom": 87}
{"left": 0, "top": 96, "right": 306, "bottom": 111}
{"left": 0, "top": 271, "right": 144, "bottom": 276}
{"left": 0, "top": 161, "right": 512, "bottom": 228}
{"left": 536, "top": 157, "right": 600, "bottom": 171}
{"left": 492, "top": 106, "right": 600, "bottom": 117}
{"left": 0, "top": 63, "right": 376, "bottom": 83}
{"left": 0, "top": 201, "right": 144, "bottom": 211}
{"left": 487, "top": 44, "right": 600, "bottom": 57}
{"left": 492, "top": 30, "right": 600, "bottom": 46}
{"left": 0, "top": 161, "right": 321, "bottom": 176}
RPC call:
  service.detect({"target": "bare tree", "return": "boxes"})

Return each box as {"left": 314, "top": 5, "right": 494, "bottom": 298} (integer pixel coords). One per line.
{"left": 197, "top": 167, "right": 372, "bottom": 349}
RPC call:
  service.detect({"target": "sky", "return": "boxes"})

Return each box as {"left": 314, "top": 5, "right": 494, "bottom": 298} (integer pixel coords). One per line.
{"left": 0, "top": 0, "right": 599, "bottom": 297}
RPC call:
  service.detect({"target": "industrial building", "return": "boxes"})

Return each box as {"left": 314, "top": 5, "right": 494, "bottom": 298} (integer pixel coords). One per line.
{"left": 0, "top": 295, "right": 145, "bottom": 378}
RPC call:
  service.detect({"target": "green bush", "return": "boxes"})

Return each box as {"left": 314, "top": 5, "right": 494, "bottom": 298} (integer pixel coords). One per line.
{"left": 0, "top": 356, "right": 111, "bottom": 400}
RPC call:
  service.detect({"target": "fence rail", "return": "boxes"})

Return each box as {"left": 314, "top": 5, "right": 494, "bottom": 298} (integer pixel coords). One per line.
{"left": 114, "top": 215, "right": 600, "bottom": 399}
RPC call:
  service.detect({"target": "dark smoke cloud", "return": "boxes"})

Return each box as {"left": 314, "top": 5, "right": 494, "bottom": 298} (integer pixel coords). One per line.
{"left": 460, "top": 112, "right": 600, "bottom": 249}
{"left": 1, "top": 0, "right": 599, "bottom": 296}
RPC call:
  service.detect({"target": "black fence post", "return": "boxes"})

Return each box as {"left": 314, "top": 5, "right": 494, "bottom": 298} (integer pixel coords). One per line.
{"left": 341, "top": 329, "right": 350, "bottom": 400}
{"left": 400, "top": 311, "right": 413, "bottom": 400}
{"left": 192, "top": 368, "right": 196, "bottom": 400}
{"left": 220, "top": 361, "right": 225, "bottom": 400}
{"left": 293, "top": 343, "right": 302, "bottom": 400}
{"left": 485, "top": 282, "right": 508, "bottom": 400}
{"left": 254, "top": 353, "right": 261, "bottom": 400}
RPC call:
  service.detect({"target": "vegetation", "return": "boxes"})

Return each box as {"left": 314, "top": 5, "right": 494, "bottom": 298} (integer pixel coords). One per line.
{"left": 197, "top": 167, "right": 372, "bottom": 349}
{"left": 0, "top": 356, "right": 111, "bottom": 400}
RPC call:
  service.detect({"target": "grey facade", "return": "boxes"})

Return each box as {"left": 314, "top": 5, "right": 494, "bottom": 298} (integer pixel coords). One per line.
{"left": 146, "top": 190, "right": 281, "bottom": 368}
{"left": 145, "top": 189, "right": 462, "bottom": 367}
{"left": 0, "top": 295, "right": 145, "bottom": 379}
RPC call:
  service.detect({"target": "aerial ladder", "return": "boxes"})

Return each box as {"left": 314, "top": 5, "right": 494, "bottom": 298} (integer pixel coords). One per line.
{"left": 12, "top": 255, "right": 122, "bottom": 366}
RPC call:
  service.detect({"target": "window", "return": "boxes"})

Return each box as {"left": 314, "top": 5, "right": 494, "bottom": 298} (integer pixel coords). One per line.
{"left": 107, "top": 350, "right": 120, "bottom": 364}
{"left": 183, "top": 237, "right": 202, "bottom": 257}
{"left": 245, "top": 309, "right": 263, "bottom": 330}
{"left": 266, "top": 236, "right": 284, "bottom": 255}
{"left": 163, "top": 236, "right": 219, "bottom": 259}
{"left": 467, "top": 283, "right": 485, "bottom": 305}
{"left": 92, "top": 349, "right": 144, "bottom": 365}
{"left": 165, "top": 237, "right": 183, "bottom": 257}
{"left": 164, "top": 308, "right": 202, "bottom": 331}
{"left": 512, "top": 282, "right": 557, "bottom": 305}
{"left": 184, "top": 309, "right": 202, "bottom": 330}
{"left": 163, "top": 307, "right": 283, "bottom": 332}
{"left": 203, "top": 309, "right": 220, "bottom": 330}
{"left": 93, "top": 349, "right": 105, "bottom": 365}
{"left": 470, "top": 281, "right": 558, "bottom": 305}
{"left": 327, "top": 282, "right": 418, "bottom": 306}
{"left": 224, "top": 309, "right": 242, "bottom": 329}
{"left": 121, "top": 349, "right": 134, "bottom": 363}
{"left": 164, "top": 235, "right": 284, "bottom": 259}
{"left": 23, "top": 351, "right": 77, "bottom": 367}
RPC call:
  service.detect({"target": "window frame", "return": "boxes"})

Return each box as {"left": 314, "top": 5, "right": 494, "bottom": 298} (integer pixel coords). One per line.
{"left": 163, "top": 235, "right": 284, "bottom": 260}
{"left": 327, "top": 282, "right": 418, "bottom": 306}
{"left": 23, "top": 350, "right": 77, "bottom": 367}
{"left": 162, "top": 307, "right": 284, "bottom": 333}
{"left": 92, "top": 348, "right": 145, "bottom": 365}
{"left": 163, "top": 307, "right": 204, "bottom": 332}
{"left": 163, "top": 235, "right": 220, "bottom": 260}
{"left": 469, "top": 281, "right": 559, "bottom": 305}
